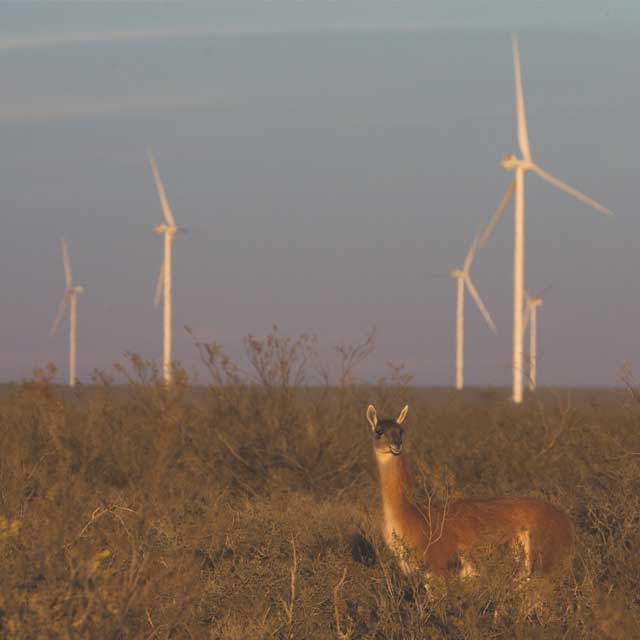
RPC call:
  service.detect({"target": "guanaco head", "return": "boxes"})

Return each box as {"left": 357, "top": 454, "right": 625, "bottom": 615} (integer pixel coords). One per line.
{"left": 366, "top": 404, "right": 409, "bottom": 456}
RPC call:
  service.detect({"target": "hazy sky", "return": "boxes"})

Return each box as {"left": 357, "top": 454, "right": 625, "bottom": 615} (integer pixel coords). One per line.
{"left": 1, "top": 2, "right": 639, "bottom": 387}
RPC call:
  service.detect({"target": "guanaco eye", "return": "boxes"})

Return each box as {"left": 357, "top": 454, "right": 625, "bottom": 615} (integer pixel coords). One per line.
{"left": 375, "top": 428, "right": 383, "bottom": 438}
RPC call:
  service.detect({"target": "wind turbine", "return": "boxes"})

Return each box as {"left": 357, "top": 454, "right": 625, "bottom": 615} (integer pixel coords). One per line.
{"left": 450, "top": 233, "right": 497, "bottom": 390}
{"left": 481, "top": 34, "right": 612, "bottom": 403}
{"left": 51, "top": 238, "right": 84, "bottom": 387}
{"left": 148, "top": 149, "right": 182, "bottom": 385}
{"left": 523, "top": 284, "right": 553, "bottom": 392}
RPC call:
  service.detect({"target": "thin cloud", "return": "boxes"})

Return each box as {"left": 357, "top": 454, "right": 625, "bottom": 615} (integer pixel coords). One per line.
{"left": 0, "top": 94, "right": 225, "bottom": 124}
{"left": 0, "top": 28, "right": 208, "bottom": 51}
{"left": 0, "top": 24, "right": 444, "bottom": 52}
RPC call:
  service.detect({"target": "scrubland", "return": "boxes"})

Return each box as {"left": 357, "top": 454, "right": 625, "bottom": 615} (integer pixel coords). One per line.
{"left": 0, "top": 329, "right": 639, "bottom": 639}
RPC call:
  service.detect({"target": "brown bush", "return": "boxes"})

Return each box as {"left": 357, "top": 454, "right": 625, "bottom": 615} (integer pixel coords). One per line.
{"left": 0, "top": 330, "right": 639, "bottom": 638}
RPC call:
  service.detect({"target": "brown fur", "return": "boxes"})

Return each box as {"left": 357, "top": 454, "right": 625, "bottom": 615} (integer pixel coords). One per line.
{"left": 368, "top": 405, "right": 574, "bottom": 578}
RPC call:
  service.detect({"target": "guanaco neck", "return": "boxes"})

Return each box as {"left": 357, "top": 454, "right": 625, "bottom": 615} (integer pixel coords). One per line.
{"left": 375, "top": 450, "right": 421, "bottom": 534}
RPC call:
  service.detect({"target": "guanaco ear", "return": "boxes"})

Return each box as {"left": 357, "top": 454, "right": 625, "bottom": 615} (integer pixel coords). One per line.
{"left": 396, "top": 405, "right": 409, "bottom": 424}
{"left": 366, "top": 404, "right": 378, "bottom": 431}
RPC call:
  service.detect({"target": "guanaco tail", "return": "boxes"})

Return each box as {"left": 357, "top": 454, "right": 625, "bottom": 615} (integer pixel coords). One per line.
{"left": 366, "top": 404, "right": 574, "bottom": 580}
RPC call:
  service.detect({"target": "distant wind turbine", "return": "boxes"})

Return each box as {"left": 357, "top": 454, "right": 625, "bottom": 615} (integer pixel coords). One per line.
{"left": 523, "top": 284, "right": 554, "bottom": 392}
{"left": 148, "top": 149, "right": 184, "bottom": 385}
{"left": 51, "top": 238, "right": 84, "bottom": 387}
{"left": 450, "top": 233, "right": 497, "bottom": 390}
{"left": 481, "top": 34, "right": 612, "bottom": 403}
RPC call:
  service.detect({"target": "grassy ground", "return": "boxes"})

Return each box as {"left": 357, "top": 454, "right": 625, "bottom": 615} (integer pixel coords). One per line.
{"left": 0, "top": 332, "right": 639, "bottom": 638}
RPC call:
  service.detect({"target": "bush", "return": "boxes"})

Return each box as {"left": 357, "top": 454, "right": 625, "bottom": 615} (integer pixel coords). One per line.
{"left": 0, "top": 331, "right": 638, "bottom": 638}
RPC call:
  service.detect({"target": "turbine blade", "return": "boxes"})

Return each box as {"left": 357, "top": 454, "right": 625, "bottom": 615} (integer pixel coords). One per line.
{"left": 531, "top": 163, "right": 612, "bottom": 216}
{"left": 464, "top": 275, "right": 497, "bottom": 334}
{"left": 463, "top": 233, "right": 480, "bottom": 274}
{"left": 480, "top": 180, "right": 516, "bottom": 247}
{"left": 512, "top": 34, "right": 532, "bottom": 162}
{"left": 154, "top": 260, "right": 164, "bottom": 308}
{"left": 148, "top": 148, "right": 177, "bottom": 228}
{"left": 51, "top": 293, "right": 69, "bottom": 335}
{"left": 61, "top": 238, "right": 72, "bottom": 288}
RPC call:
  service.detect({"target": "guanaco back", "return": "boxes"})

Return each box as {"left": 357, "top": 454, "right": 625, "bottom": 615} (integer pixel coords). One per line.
{"left": 366, "top": 404, "right": 574, "bottom": 579}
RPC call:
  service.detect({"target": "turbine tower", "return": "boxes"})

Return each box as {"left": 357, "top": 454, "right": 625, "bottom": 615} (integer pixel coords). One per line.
{"left": 51, "top": 238, "right": 84, "bottom": 387}
{"left": 481, "top": 34, "right": 612, "bottom": 403}
{"left": 523, "top": 284, "right": 552, "bottom": 392}
{"left": 450, "top": 233, "right": 497, "bottom": 390}
{"left": 148, "top": 149, "right": 182, "bottom": 385}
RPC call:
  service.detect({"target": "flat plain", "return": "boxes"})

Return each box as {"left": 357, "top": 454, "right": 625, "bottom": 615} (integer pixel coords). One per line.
{"left": 0, "top": 337, "right": 638, "bottom": 638}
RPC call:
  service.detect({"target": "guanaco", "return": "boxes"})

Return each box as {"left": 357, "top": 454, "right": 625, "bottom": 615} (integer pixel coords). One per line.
{"left": 366, "top": 404, "right": 574, "bottom": 580}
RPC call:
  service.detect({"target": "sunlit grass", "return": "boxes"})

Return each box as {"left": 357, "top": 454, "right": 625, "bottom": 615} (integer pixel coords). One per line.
{"left": 0, "top": 330, "right": 638, "bottom": 638}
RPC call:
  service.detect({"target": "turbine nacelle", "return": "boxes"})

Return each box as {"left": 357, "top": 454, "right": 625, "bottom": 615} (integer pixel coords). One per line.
{"left": 500, "top": 154, "right": 530, "bottom": 171}
{"left": 154, "top": 223, "right": 178, "bottom": 235}
{"left": 69, "top": 286, "right": 84, "bottom": 295}
{"left": 450, "top": 269, "right": 464, "bottom": 279}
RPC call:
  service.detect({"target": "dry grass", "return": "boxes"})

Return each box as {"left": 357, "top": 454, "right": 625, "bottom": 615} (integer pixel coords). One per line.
{"left": 0, "top": 329, "right": 639, "bottom": 638}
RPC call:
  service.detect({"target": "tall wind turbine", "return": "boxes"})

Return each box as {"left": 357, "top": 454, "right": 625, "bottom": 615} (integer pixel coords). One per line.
{"left": 51, "top": 238, "right": 84, "bottom": 387}
{"left": 481, "top": 34, "right": 612, "bottom": 403}
{"left": 450, "top": 234, "right": 497, "bottom": 390}
{"left": 523, "top": 284, "right": 553, "bottom": 392}
{"left": 148, "top": 149, "right": 181, "bottom": 385}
